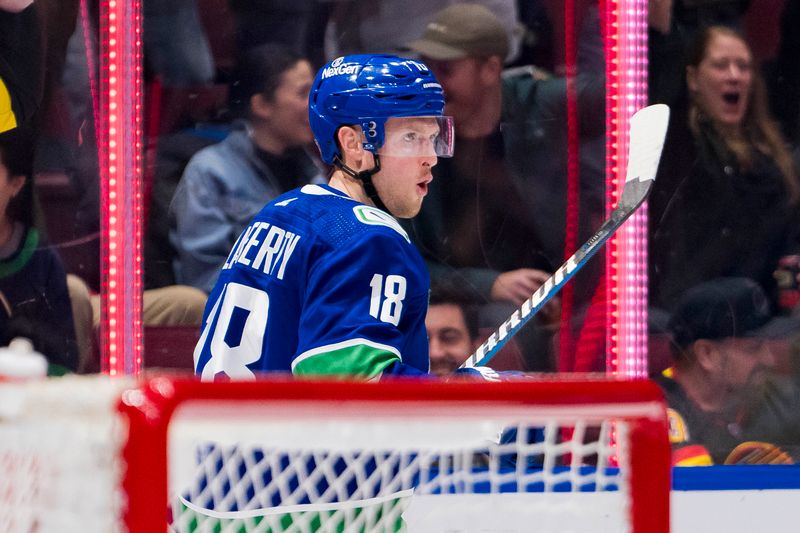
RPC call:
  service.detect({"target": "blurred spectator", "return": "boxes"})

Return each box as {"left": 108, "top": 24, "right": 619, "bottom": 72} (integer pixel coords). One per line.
{"left": 144, "top": 0, "right": 215, "bottom": 87}
{"left": 764, "top": 0, "right": 800, "bottom": 147}
{"left": 403, "top": 4, "right": 605, "bottom": 370}
{"left": 66, "top": 273, "right": 207, "bottom": 372}
{"left": 513, "top": 0, "right": 555, "bottom": 72}
{"left": 658, "top": 277, "right": 800, "bottom": 465}
{"left": 649, "top": 26, "right": 800, "bottom": 312}
{"left": 0, "top": 129, "right": 78, "bottom": 372}
{"left": 648, "top": 0, "right": 749, "bottom": 40}
{"left": 0, "top": 0, "right": 42, "bottom": 133}
{"left": 426, "top": 286, "right": 480, "bottom": 376}
{"left": 648, "top": 0, "right": 750, "bottom": 107}
{"left": 524, "top": 0, "right": 604, "bottom": 76}
{"left": 171, "top": 44, "right": 324, "bottom": 293}
{"left": 145, "top": 128, "right": 225, "bottom": 290}
{"left": 59, "top": 1, "right": 219, "bottom": 290}
{"left": 321, "top": 0, "right": 523, "bottom": 64}
{"left": 61, "top": 0, "right": 214, "bottom": 269}
{"left": 0, "top": 0, "right": 32, "bottom": 11}
{"left": 231, "top": 0, "right": 317, "bottom": 58}
{"left": 0, "top": 128, "right": 206, "bottom": 371}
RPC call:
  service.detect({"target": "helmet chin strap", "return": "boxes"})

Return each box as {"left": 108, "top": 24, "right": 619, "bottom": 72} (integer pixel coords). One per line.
{"left": 334, "top": 153, "right": 391, "bottom": 214}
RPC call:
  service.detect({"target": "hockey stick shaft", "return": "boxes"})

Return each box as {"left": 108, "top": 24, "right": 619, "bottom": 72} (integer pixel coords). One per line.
{"left": 460, "top": 104, "right": 670, "bottom": 369}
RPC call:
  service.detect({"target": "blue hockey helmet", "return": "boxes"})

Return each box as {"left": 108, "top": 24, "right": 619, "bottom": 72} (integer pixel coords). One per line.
{"left": 309, "top": 55, "right": 449, "bottom": 165}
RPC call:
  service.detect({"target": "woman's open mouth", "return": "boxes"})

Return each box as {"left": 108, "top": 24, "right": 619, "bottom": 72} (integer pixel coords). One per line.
{"left": 722, "top": 91, "right": 741, "bottom": 105}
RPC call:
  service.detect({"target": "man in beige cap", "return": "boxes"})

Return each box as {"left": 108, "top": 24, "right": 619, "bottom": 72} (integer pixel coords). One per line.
{"left": 322, "top": 1, "right": 521, "bottom": 63}
{"left": 402, "top": 3, "right": 606, "bottom": 371}
{"left": 407, "top": 4, "right": 512, "bottom": 139}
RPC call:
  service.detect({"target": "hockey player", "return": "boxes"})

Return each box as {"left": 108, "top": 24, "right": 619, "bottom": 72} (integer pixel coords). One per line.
{"left": 194, "top": 54, "right": 461, "bottom": 380}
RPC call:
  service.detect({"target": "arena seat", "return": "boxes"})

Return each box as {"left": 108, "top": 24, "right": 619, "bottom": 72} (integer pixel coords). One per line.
{"left": 35, "top": 171, "right": 101, "bottom": 291}
{"left": 143, "top": 325, "right": 200, "bottom": 370}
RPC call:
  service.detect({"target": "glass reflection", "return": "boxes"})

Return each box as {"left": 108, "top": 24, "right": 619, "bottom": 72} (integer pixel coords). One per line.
{"left": 647, "top": 7, "right": 800, "bottom": 465}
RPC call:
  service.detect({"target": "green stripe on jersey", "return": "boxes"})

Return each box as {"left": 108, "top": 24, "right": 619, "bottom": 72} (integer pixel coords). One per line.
{"left": 292, "top": 339, "right": 401, "bottom": 379}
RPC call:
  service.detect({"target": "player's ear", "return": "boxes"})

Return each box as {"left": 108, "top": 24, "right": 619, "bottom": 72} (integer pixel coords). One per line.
{"left": 336, "top": 125, "right": 365, "bottom": 165}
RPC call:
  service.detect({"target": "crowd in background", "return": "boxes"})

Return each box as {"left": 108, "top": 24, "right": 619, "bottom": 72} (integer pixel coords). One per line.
{"left": 1, "top": 0, "right": 800, "bottom": 464}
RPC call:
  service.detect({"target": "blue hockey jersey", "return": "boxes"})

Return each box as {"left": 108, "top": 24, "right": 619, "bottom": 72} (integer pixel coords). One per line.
{"left": 194, "top": 183, "right": 430, "bottom": 379}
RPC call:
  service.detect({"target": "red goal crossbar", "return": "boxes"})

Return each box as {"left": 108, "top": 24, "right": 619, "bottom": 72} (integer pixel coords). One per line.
{"left": 119, "top": 377, "right": 670, "bottom": 533}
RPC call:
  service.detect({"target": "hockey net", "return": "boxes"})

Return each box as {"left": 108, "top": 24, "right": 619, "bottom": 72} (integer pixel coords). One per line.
{"left": 0, "top": 376, "right": 669, "bottom": 533}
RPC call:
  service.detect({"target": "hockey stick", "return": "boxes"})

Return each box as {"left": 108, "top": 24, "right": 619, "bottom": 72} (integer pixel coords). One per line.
{"left": 460, "top": 104, "right": 670, "bottom": 369}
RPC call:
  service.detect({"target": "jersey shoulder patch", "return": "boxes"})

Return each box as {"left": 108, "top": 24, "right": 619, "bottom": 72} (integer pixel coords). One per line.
{"left": 352, "top": 205, "right": 410, "bottom": 242}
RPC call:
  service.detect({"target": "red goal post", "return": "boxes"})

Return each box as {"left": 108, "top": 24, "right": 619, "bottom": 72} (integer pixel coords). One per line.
{"left": 119, "top": 377, "right": 670, "bottom": 533}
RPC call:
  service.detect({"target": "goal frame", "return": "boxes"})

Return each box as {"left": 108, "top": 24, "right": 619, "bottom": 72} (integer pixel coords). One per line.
{"left": 119, "top": 377, "right": 670, "bottom": 533}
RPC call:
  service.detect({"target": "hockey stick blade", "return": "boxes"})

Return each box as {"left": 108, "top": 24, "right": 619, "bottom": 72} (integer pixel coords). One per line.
{"left": 460, "top": 104, "right": 670, "bottom": 369}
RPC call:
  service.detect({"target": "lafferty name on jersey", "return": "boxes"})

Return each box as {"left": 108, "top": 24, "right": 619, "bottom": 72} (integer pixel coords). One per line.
{"left": 223, "top": 222, "right": 301, "bottom": 280}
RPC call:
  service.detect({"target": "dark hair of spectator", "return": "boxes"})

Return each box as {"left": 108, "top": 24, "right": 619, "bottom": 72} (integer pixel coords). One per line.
{"left": 685, "top": 26, "right": 799, "bottom": 202}
{"left": 228, "top": 43, "right": 305, "bottom": 119}
{"left": 428, "top": 284, "right": 479, "bottom": 341}
{"left": 0, "top": 130, "right": 34, "bottom": 227}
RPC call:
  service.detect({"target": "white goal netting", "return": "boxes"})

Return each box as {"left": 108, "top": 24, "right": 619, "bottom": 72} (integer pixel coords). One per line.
{"left": 0, "top": 376, "right": 132, "bottom": 533}
{"left": 0, "top": 376, "right": 669, "bottom": 533}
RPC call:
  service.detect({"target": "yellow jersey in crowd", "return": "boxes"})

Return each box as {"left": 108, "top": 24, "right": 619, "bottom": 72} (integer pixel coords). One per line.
{"left": 0, "top": 77, "right": 17, "bottom": 133}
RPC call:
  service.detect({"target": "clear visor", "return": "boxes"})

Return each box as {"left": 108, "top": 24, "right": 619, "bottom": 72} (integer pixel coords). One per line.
{"left": 373, "top": 116, "right": 454, "bottom": 158}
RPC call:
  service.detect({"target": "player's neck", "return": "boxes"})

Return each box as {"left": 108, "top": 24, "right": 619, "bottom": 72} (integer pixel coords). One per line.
{"left": 328, "top": 171, "right": 371, "bottom": 206}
